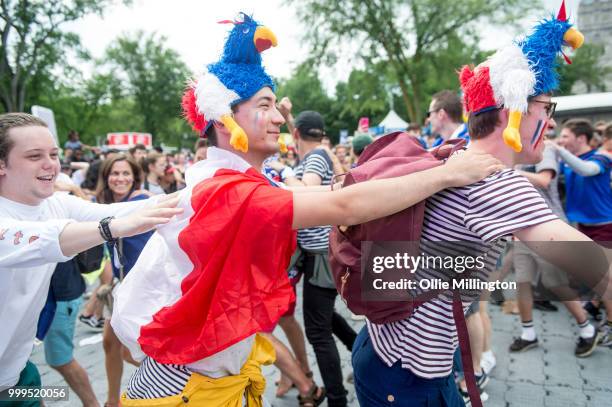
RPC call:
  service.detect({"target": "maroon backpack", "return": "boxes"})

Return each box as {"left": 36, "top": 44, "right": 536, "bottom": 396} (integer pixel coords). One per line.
{"left": 329, "top": 131, "right": 465, "bottom": 323}
{"left": 329, "top": 132, "right": 483, "bottom": 407}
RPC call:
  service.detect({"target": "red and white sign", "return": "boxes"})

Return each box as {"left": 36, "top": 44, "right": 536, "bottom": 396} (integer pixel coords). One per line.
{"left": 107, "top": 132, "right": 152, "bottom": 149}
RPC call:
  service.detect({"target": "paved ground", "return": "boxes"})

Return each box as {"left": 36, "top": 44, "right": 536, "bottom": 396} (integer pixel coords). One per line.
{"left": 33, "top": 285, "right": 612, "bottom": 406}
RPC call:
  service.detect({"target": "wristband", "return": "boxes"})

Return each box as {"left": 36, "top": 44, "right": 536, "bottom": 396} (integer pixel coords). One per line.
{"left": 98, "top": 217, "right": 115, "bottom": 242}
{"left": 98, "top": 216, "right": 125, "bottom": 267}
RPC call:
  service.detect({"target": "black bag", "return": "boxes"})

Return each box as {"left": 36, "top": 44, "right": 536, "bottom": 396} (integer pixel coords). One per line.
{"left": 75, "top": 244, "right": 105, "bottom": 273}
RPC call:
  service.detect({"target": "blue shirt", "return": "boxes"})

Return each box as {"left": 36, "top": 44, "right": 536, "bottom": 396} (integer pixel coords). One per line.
{"left": 64, "top": 140, "right": 82, "bottom": 150}
{"left": 109, "top": 193, "right": 155, "bottom": 278}
{"left": 452, "top": 124, "right": 470, "bottom": 143}
{"left": 562, "top": 149, "right": 612, "bottom": 224}
{"left": 431, "top": 135, "right": 444, "bottom": 148}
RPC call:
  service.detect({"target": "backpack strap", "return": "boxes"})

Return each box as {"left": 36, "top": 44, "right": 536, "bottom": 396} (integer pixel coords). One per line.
{"left": 452, "top": 291, "right": 483, "bottom": 407}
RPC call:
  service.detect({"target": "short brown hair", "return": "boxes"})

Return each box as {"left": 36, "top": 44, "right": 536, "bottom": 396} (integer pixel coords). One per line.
{"left": 128, "top": 143, "right": 147, "bottom": 155}
{"left": 142, "top": 151, "right": 164, "bottom": 175}
{"left": 194, "top": 138, "right": 208, "bottom": 151}
{"left": 0, "top": 113, "right": 48, "bottom": 163}
{"left": 431, "top": 90, "right": 463, "bottom": 123}
{"left": 96, "top": 154, "right": 143, "bottom": 204}
{"left": 563, "top": 118, "right": 594, "bottom": 142}
{"left": 468, "top": 109, "right": 501, "bottom": 140}
{"left": 407, "top": 123, "right": 421, "bottom": 133}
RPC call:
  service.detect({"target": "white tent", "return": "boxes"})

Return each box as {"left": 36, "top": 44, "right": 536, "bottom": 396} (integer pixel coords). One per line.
{"left": 378, "top": 110, "right": 408, "bottom": 132}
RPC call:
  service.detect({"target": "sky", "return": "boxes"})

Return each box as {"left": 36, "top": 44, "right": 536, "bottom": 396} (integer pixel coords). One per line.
{"left": 66, "top": 0, "right": 580, "bottom": 91}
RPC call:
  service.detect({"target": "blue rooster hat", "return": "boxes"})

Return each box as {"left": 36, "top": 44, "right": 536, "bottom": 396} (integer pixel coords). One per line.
{"left": 459, "top": 0, "right": 584, "bottom": 152}
{"left": 182, "top": 12, "right": 278, "bottom": 152}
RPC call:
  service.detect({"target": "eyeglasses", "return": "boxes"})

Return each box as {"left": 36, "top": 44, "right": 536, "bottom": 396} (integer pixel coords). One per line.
{"left": 531, "top": 100, "right": 557, "bottom": 119}
{"left": 426, "top": 109, "right": 441, "bottom": 118}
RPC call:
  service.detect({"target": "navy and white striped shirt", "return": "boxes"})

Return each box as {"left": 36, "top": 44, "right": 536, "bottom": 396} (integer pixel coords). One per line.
{"left": 367, "top": 169, "right": 557, "bottom": 378}
{"left": 126, "top": 357, "right": 191, "bottom": 399}
{"left": 294, "top": 148, "right": 334, "bottom": 250}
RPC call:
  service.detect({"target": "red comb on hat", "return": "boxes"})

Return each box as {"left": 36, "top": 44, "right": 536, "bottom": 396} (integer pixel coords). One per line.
{"left": 181, "top": 86, "right": 208, "bottom": 136}
{"left": 459, "top": 65, "right": 497, "bottom": 115}
{"left": 557, "top": 0, "right": 567, "bottom": 21}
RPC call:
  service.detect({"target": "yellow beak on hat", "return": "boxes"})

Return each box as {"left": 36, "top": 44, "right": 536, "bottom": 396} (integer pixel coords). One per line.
{"left": 254, "top": 26, "right": 278, "bottom": 53}
{"left": 563, "top": 27, "right": 584, "bottom": 50}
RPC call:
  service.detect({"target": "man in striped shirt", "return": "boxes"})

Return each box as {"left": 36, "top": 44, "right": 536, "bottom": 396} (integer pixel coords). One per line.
{"left": 353, "top": 85, "right": 610, "bottom": 407}
{"left": 277, "top": 107, "right": 358, "bottom": 407}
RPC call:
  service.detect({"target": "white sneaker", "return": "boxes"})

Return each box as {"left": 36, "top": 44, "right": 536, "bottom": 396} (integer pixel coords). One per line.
{"left": 481, "top": 351, "right": 497, "bottom": 375}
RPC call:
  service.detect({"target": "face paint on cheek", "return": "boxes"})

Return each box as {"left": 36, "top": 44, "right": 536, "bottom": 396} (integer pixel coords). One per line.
{"left": 253, "top": 112, "right": 259, "bottom": 130}
{"left": 530, "top": 120, "right": 545, "bottom": 147}
{"left": 534, "top": 121, "right": 548, "bottom": 149}
{"left": 257, "top": 111, "right": 267, "bottom": 128}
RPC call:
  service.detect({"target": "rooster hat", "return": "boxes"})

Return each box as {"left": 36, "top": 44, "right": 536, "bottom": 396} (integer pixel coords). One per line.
{"left": 181, "top": 12, "right": 281, "bottom": 153}
{"left": 459, "top": 0, "right": 584, "bottom": 152}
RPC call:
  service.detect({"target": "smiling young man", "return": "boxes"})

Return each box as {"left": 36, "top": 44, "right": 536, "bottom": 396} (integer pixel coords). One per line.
{"left": 0, "top": 113, "right": 182, "bottom": 402}
{"left": 110, "top": 14, "right": 503, "bottom": 407}
{"left": 353, "top": 14, "right": 611, "bottom": 405}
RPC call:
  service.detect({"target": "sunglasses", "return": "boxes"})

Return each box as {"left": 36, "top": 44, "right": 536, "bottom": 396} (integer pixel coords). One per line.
{"left": 531, "top": 100, "right": 557, "bottom": 119}
{"left": 426, "top": 108, "right": 441, "bottom": 118}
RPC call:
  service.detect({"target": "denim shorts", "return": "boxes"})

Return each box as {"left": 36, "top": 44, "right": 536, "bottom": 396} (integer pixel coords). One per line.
{"left": 44, "top": 297, "right": 83, "bottom": 367}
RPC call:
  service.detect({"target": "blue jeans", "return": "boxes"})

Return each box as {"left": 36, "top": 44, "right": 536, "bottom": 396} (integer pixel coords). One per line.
{"left": 352, "top": 326, "right": 465, "bottom": 407}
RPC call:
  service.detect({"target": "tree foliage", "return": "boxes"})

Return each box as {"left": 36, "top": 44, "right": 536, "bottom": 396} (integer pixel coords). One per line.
{"left": 0, "top": 0, "right": 119, "bottom": 112}
{"left": 289, "top": 0, "right": 531, "bottom": 124}
{"left": 557, "top": 43, "right": 612, "bottom": 95}
{"left": 104, "top": 31, "right": 191, "bottom": 144}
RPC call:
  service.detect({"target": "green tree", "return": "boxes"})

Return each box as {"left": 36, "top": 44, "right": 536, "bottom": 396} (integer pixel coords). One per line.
{"left": 329, "top": 64, "right": 391, "bottom": 138}
{"left": 36, "top": 72, "right": 130, "bottom": 145}
{"left": 557, "top": 43, "right": 612, "bottom": 95}
{"left": 0, "top": 0, "right": 117, "bottom": 112}
{"left": 276, "top": 62, "right": 332, "bottom": 116}
{"left": 290, "top": 0, "right": 531, "bottom": 124}
{"left": 105, "top": 32, "right": 190, "bottom": 144}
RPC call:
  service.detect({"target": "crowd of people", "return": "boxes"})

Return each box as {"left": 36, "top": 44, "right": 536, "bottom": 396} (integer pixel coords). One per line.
{"left": 1, "top": 6, "right": 611, "bottom": 407}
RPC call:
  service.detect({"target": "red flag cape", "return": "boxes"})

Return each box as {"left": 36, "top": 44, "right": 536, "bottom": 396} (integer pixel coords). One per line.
{"left": 138, "top": 168, "right": 296, "bottom": 364}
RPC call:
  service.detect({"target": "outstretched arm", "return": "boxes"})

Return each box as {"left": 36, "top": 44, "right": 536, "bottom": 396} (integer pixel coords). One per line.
{"left": 1, "top": 197, "right": 182, "bottom": 268}
{"left": 547, "top": 141, "right": 602, "bottom": 177}
{"left": 292, "top": 150, "right": 504, "bottom": 229}
{"left": 514, "top": 219, "right": 611, "bottom": 297}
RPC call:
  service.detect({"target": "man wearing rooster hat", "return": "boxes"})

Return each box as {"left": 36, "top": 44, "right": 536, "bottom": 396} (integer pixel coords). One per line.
{"left": 353, "top": 2, "right": 611, "bottom": 407}
{"left": 110, "top": 12, "right": 504, "bottom": 407}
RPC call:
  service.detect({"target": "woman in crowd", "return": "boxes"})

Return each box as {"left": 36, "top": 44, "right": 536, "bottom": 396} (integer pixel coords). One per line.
{"left": 95, "top": 154, "right": 155, "bottom": 407}
{"left": 141, "top": 152, "right": 166, "bottom": 195}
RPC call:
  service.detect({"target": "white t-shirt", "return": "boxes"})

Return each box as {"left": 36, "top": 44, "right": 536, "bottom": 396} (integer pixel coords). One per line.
{"left": 0, "top": 193, "right": 153, "bottom": 391}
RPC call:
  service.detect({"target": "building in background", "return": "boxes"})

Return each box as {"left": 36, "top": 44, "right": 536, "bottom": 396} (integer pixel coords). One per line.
{"left": 578, "top": 0, "right": 612, "bottom": 91}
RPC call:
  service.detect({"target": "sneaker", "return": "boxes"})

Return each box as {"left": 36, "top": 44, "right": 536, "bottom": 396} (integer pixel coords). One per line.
{"left": 79, "top": 315, "right": 105, "bottom": 331}
{"left": 475, "top": 371, "right": 489, "bottom": 390}
{"left": 509, "top": 337, "right": 539, "bottom": 352}
{"left": 575, "top": 331, "right": 601, "bottom": 358}
{"left": 534, "top": 301, "right": 558, "bottom": 312}
{"left": 597, "top": 325, "right": 612, "bottom": 347}
{"left": 458, "top": 386, "right": 489, "bottom": 406}
{"left": 481, "top": 352, "right": 496, "bottom": 375}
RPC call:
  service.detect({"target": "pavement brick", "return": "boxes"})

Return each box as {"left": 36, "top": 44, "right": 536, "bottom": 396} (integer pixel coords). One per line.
{"left": 32, "top": 286, "right": 611, "bottom": 406}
